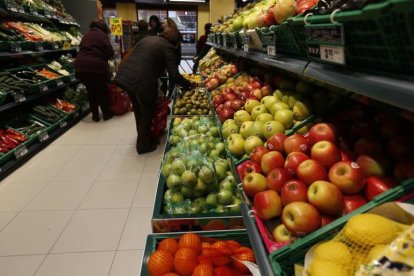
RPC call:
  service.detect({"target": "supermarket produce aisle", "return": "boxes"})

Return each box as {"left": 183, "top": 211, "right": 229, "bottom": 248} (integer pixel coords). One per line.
{"left": 0, "top": 112, "right": 165, "bottom": 276}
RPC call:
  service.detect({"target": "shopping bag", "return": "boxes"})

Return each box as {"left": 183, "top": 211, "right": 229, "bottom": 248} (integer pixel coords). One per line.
{"left": 108, "top": 83, "right": 132, "bottom": 115}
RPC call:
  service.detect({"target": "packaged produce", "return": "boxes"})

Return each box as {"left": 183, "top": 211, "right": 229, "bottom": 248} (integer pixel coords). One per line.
{"left": 0, "top": 129, "right": 28, "bottom": 153}
{"left": 31, "top": 104, "right": 66, "bottom": 124}
{"left": 35, "top": 67, "right": 60, "bottom": 79}
{"left": 8, "top": 115, "right": 48, "bottom": 137}
{"left": 9, "top": 69, "right": 46, "bottom": 85}
{"left": 0, "top": 72, "right": 30, "bottom": 96}
{"left": 54, "top": 98, "right": 77, "bottom": 113}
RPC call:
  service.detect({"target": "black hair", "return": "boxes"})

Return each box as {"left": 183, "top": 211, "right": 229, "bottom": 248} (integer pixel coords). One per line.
{"left": 204, "top": 23, "right": 212, "bottom": 34}
{"left": 149, "top": 15, "right": 161, "bottom": 30}
{"left": 90, "top": 19, "right": 110, "bottom": 34}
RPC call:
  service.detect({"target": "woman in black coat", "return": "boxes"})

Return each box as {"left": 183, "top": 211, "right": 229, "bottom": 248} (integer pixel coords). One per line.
{"left": 113, "top": 18, "right": 192, "bottom": 154}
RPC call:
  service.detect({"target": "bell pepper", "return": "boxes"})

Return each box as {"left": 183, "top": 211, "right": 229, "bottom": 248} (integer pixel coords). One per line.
{"left": 237, "top": 160, "right": 263, "bottom": 180}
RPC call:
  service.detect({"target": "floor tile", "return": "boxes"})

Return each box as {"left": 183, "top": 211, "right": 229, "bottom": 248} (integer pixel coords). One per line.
{"left": 119, "top": 130, "right": 137, "bottom": 145}
{"left": 0, "top": 211, "right": 72, "bottom": 256}
{"left": 0, "top": 255, "right": 45, "bottom": 276}
{"left": 39, "top": 145, "right": 82, "bottom": 161}
{"left": 51, "top": 209, "right": 128, "bottom": 253}
{"left": 132, "top": 178, "right": 158, "bottom": 208}
{"left": 109, "top": 250, "right": 143, "bottom": 276}
{"left": 35, "top": 251, "right": 114, "bottom": 276}
{"left": 79, "top": 180, "right": 138, "bottom": 209}
{"left": 86, "top": 128, "right": 124, "bottom": 145}
{"left": 53, "top": 129, "right": 95, "bottom": 145}
{"left": 110, "top": 145, "right": 144, "bottom": 160}
{"left": 72, "top": 145, "right": 117, "bottom": 161}
{"left": 0, "top": 212, "right": 18, "bottom": 231}
{"left": 24, "top": 181, "right": 94, "bottom": 211}
{"left": 97, "top": 159, "right": 143, "bottom": 181}
{"left": 5, "top": 158, "right": 67, "bottom": 182}
{"left": 141, "top": 158, "right": 162, "bottom": 179}
{"left": 52, "top": 160, "right": 107, "bottom": 181}
{"left": 118, "top": 208, "right": 153, "bottom": 250}
{"left": 0, "top": 181, "right": 49, "bottom": 212}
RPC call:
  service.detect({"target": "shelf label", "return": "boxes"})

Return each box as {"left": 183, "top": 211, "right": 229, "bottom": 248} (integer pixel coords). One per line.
{"left": 267, "top": 45, "right": 276, "bottom": 56}
{"left": 14, "top": 145, "right": 28, "bottom": 160}
{"left": 52, "top": 43, "right": 60, "bottom": 50}
{"left": 56, "top": 79, "right": 64, "bottom": 86}
{"left": 10, "top": 7, "right": 18, "bottom": 12}
{"left": 320, "top": 45, "right": 345, "bottom": 64}
{"left": 38, "top": 131, "right": 49, "bottom": 142}
{"left": 34, "top": 42, "right": 43, "bottom": 51}
{"left": 13, "top": 93, "right": 26, "bottom": 103}
{"left": 39, "top": 84, "right": 48, "bottom": 92}
{"left": 234, "top": 42, "right": 238, "bottom": 50}
{"left": 10, "top": 42, "right": 22, "bottom": 53}
{"left": 59, "top": 121, "right": 67, "bottom": 128}
{"left": 243, "top": 44, "right": 249, "bottom": 52}
{"left": 70, "top": 75, "right": 76, "bottom": 82}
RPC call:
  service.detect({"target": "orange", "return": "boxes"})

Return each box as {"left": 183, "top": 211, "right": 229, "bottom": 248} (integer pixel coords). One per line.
{"left": 179, "top": 233, "right": 202, "bottom": 253}
{"left": 174, "top": 247, "right": 198, "bottom": 275}
{"left": 158, "top": 238, "right": 179, "bottom": 256}
{"left": 148, "top": 250, "right": 174, "bottom": 276}
{"left": 162, "top": 274, "right": 178, "bottom": 276}
{"left": 192, "top": 263, "right": 214, "bottom": 276}
{"left": 226, "top": 240, "right": 241, "bottom": 251}
{"left": 214, "top": 266, "right": 236, "bottom": 276}
{"left": 233, "top": 246, "right": 253, "bottom": 255}
{"left": 212, "top": 255, "right": 232, "bottom": 267}
{"left": 201, "top": 242, "right": 211, "bottom": 249}
{"left": 233, "top": 252, "right": 256, "bottom": 273}
{"left": 211, "top": 241, "right": 232, "bottom": 255}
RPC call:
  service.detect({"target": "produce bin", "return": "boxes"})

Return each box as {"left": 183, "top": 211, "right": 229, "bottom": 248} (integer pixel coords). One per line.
{"left": 268, "top": 178, "right": 414, "bottom": 276}
{"left": 172, "top": 87, "right": 213, "bottom": 116}
{"left": 29, "top": 64, "right": 66, "bottom": 88}
{"left": 0, "top": 127, "right": 29, "bottom": 165}
{"left": 6, "top": 66, "right": 50, "bottom": 95}
{"left": 140, "top": 230, "right": 254, "bottom": 276}
{"left": 229, "top": 31, "right": 242, "bottom": 49}
{"left": 5, "top": 114, "right": 52, "bottom": 147}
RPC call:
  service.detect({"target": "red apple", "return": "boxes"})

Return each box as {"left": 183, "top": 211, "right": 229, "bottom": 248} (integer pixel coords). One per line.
{"left": 251, "top": 80, "right": 262, "bottom": 89}
{"left": 229, "top": 64, "right": 238, "bottom": 75}
{"left": 242, "top": 172, "right": 267, "bottom": 198}
{"left": 223, "top": 100, "right": 233, "bottom": 109}
{"left": 284, "top": 152, "right": 310, "bottom": 175}
{"left": 254, "top": 190, "right": 282, "bottom": 220}
{"left": 213, "top": 95, "right": 225, "bottom": 107}
{"left": 308, "top": 123, "right": 337, "bottom": 145}
{"left": 272, "top": 224, "right": 292, "bottom": 243}
{"left": 250, "top": 145, "right": 270, "bottom": 164}
{"left": 296, "top": 159, "right": 328, "bottom": 186}
{"left": 252, "top": 88, "right": 263, "bottom": 100}
{"left": 354, "top": 137, "right": 383, "bottom": 156}
{"left": 308, "top": 180, "right": 343, "bottom": 215}
{"left": 281, "top": 180, "right": 308, "bottom": 206}
{"left": 364, "top": 176, "right": 397, "bottom": 201}
{"left": 266, "top": 168, "right": 292, "bottom": 192}
{"left": 230, "top": 99, "right": 244, "bottom": 111}
{"left": 329, "top": 161, "right": 366, "bottom": 194}
{"left": 260, "top": 85, "right": 272, "bottom": 97}
{"left": 267, "top": 133, "right": 287, "bottom": 153}
{"left": 282, "top": 202, "right": 321, "bottom": 236}
{"left": 216, "top": 104, "right": 224, "bottom": 114}
{"left": 284, "top": 134, "right": 310, "bottom": 154}
{"left": 223, "top": 92, "right": 237, "bottom": 101}
{"left": 311, "top": 141, "right": 342, "bottom": 168}
{"left": 237, "top": 160, "right": 262, "bottom": 180}
{"left": 261, "top": 151, "right": 285, "bottom": 175}
{"left": 343, "top": 194, "right": 367, "bottom": 214}
{"left": 340, "top": 150, "right": 354, "bottom": 161}
{"left": 218, "top": 108, "right": 235, "bottom": 123}
{"left": 356, "top": 154, "right": 385, "bottom": 176}
{"left": 264, "top": 5, "right": 277, "bottom": 27}
{"left": 321, "top": 215, "right": 335, "bottom": 227}
{"left": 207, "top": 78, "right": 219, "bottom": 90}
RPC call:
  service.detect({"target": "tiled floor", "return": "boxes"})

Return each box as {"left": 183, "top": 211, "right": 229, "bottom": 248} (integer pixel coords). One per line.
{"left": 0, "top": 112, "right": 164, "bottom": 276}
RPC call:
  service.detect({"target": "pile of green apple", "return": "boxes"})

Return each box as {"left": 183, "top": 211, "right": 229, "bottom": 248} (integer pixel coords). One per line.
{"left": 173, "top": 89, "right": 212, "bottom": 115}
{"left": 168, "top": 117, "right": 221, "bottom": 146}
{"left": 161, "top": 151, "right": 242, "bottom": 215}
{"left": 224, "top": 83, "right": 313, "bottom": 160}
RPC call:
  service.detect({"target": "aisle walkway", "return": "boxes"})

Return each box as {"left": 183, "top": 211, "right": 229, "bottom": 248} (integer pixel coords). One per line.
{"left": 0, "top": 112, "right": 165, "bottom": 276}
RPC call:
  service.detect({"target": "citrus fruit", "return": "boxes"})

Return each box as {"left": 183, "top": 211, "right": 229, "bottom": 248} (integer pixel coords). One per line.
{"left": 225, "top": 240, "right": 241, "bottom": 251}
{"left": 161, "top": 273, "right": 178, "bottom": 276}
{"left": 212, "top": 255, "right": 232, "bottom": 266}
{"left": 211, "top": 241, "right": 232, "bottom": 255}
{"left": 148, "top": 250, "right": 174, "bottom": 276}
{"left": 201, "top": 242, "right": 212, "bottom": 249}
{"left": 192, "top": 263, "right": 214, "bottom": 276}
{"left": 307, "top": 259, "right": 349, "bottom": 276}
{"left": 174, "top": 247, "right": 198, "bottom": 275}
{"left": 366, "top": 244, "right": 387, "bottom": 263}
{"left": 158, "top": 238, "right": 179, "bottom": 256}
{"left": 233, "top": 252, "right": 256, "bottom": 273}
{"left": 179, "top": 233, "right": 202, "bottom": 253}
{"left": 312, "top": 241, "right": 352, "bottom": 267}
{"left": 214, "top": 266, "right": 236, "bottom": 276}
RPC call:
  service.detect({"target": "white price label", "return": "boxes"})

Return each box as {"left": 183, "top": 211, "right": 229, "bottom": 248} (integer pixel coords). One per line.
{"left": 56, "top": 80, "right": 64, "bottom": 86}
{"left": 33, "top": 11, "right": 38, "bottom": 15}
{"left": 59, "top": 121, "right": 67, "bottom": 128}
{"left": 70, "top": 75, "right": 76, "bottom": 82}
{"left": 267, "top": 45, "right": 276, "bottom": 56}
{"left": 19, "top": 9, "right": 25, "bottom": 13}
{"left": 243, "top": 44, "right": 249, "bottom": 52}
{"left": 39, "top": 132, "right": 49, "bottom": 142}
{"left": 14, "top": 145, "right": 28, "bottom": 159}
{"left": 320, "top": 45, "right": 345, "bottom": 65}
{"left": 40, "top": 85, "right": 48, "bottom": 92}
{"left": 14, "top": 93, "right": 26, "bottom": 103}
{"left": 234, "top": 43, "right": 238, "bottom": 50}
{"left": 11, "top": 7, "right": 18, "bottom": 12}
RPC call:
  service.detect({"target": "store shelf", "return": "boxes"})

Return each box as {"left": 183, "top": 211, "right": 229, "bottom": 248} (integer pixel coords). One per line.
{"left": 208, "top": 42, "right": 414, "bottom": 112}
{"left": 0, "top": 77, "right": 78, "bottom": 113}
{"left": 0, "top": 106, "right": 89, "bottom": 181}
{"left": 0, "top": 47, "right": 77, "bottom": 58}
{"left": 207, "top": 42, "right": 309, "bottom": 76}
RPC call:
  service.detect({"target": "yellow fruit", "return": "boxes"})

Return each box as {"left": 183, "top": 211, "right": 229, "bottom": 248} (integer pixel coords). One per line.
{"left": 366, "top": 245, "right": 387, "bottom": 263}
{"left": 313, "top": 241, "right": 353, "bottom": 267}
{"left": 307, "top": 259, "right": 349, "bottom": 276}
{"left": 343, "top": 214, "right": 406, "bottom": 246}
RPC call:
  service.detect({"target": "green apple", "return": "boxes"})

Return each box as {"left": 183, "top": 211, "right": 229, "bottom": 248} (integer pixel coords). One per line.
{"left": 227, "top": 134, "right": 245, "bottom": 157}
{"left": 170, "top": 191, "right": 184, "bottom": 204}
{"left": 220, "top": 179, "right": 236, "bottom": 191}
{"left": 270, "top": 102, "right": 290, "bottom": 116}
{"left": 188, "top": 202, "right": 201, "bottom": 214}
{"left": 177, "top": 128, "right": 188, "bottom": 138}
{"left": 244, "top": 135, "right": 264, "bottom": 154}
{"left": 261, "top": 95, "right": 279, "bottom": 110}
{"left": 182, "top": 121, "right": 192, "bottom": 131}
{"left": 198, "top": 166, "right": 215, "bottom": 183}
{"left": 273, "top": 89, "right": 284, "bottom": 101}
{"left": 233, "top": 16, "right": 243, "bottom": 31}
{"left": 222, "top": 123, "right": 239, "bottom": 139}
{"left": 164, "top": 189, "right": 174, "bottom": 201}
{"left": 210, "top": 126, "right": 220, "bottom": 137}
{"left": 215, "top": 205, "right": 226, "bottom": 213}
{"left": 181, "top": 170, "right": 197, "bottom": 187}
{"left": 293, "top": 101, "right": 311, "bottom": 120}
{"left": 251, "top": 104, "right": 268, "bottom": 120}
{"left": 222, "top": 119, "right": 237, "bottom": 129}
{"left": 256, "top": 113, "right": 273, "bottom": 122}
{"left": 168, "top": 135, "right": 180, "bottom": 146}
{"left": 198, "top": 125, "right": 208, "bottom": 134}
{"left": 218, "top": 189, "right": 235, "bottom": 205}
{"left": 171, "top": 159, "right": 186, "bottom": 175}
{"left": 215, "top": 142, "right": 225, "bottom": 153}
{"left": 199, "top": 143, "right": 210, "bottom": 154}
{"left": 250, "top": 120, "right": 265, "bottom": 139}
{"left": 209, "top": 149, "right": 220, "bottom": 159}
{"left": 263, "top": 120, "right": 285, "bottom": 139}
{"left": 161, "top": 162, "right": 172, "bottom": 177}
{"left": 194, "top": 197, "right": 207, "bottom": 210}
{"left": 234, "top": 110, "right": 252, "bottom": 126}
{"left": 215, "top": 159, "right": 229, "bottom": 180}
{"left": 240, "top": 121, "right": 254, "bottom": 139}
{"left": 245, "top": 99, "right": 261, "bottom": 113}
{"left": 274, "top": 109, "right": 294, "bottom": 129}
{"left": 166, "top": 174, "right": 181, "bottom": 189}
{"left": 188, "top": 129, "right": 198, "bottom": 136}
{"left": 173, "top": 118, "right": 182, "bottom": 126}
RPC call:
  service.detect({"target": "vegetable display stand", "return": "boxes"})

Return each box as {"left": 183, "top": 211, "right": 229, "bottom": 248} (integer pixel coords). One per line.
{"left": 29, "top": 64, "right": 66, "bottom": 88}
{"left": 5, "top": 67, "right": 49, "bottom": 95}
{"left": 268, "top": 179, "right": 414, "bottom": 276}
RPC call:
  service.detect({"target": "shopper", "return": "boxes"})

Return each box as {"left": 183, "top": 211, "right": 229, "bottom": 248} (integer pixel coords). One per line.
{"left": 133, "top": 20, "right": 150, "bottom": 45}
{"left": 75, "top": 19, "right": 114, "bottom": 122}
{"left": 113, "top": 18, "right": 193, "bottom": 154}
{"left": 193, "top": 23, "right": 212, "bottom": 73}
{"left": 149, "top": 15, "right": 163, "bottom": 35}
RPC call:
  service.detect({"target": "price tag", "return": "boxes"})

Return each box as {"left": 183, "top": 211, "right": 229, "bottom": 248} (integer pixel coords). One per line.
{"left": 14, "top": 145, "right": 28, "bottom": 160}
{"left": 13, "top": 93, "right": 26, "bottom": 103}
{"left": 110, "top": 17, "right": 123, "bottom": 36}
{"left": 320, "top": 45, "right": 345, "bottom": 64}
{"left": 38, "top": 132, "right": 49, "bottom": 142}
{"left": 34, "top": 42, "right": 43, "bottom": 51}
{"left": 234, "top": 42, "right": 238, "bottom": 50}
{"left": 39, "top": 85, "right": 48, "bottom": 92}
{"left": 56, "top": 79, "right": 64, "bottom": 86}
{"left": 243, "top": 44, "right": 249, "bottom": 52}
{"left": 70, "top": 75, "right": 76, "bottom": 82}
{"left": 10, "top": 7, "right": 18, "bottom": 12}
{"left": 53, "top": 43, "right": 60, "bottom": 50}
{"left": 74, "top": 45, "right": 79, "bottom": 51}
{"left": 223, "top": 39, "right": 227, "bottom": 47}
{"left": 267, "top": 45, "right": 276, "bottom": 56}
{"left": 10, "top": 42, "right": 22, "bottom": 53}
{"left": 59, "top": 121, "right": 67, "bottom": 128}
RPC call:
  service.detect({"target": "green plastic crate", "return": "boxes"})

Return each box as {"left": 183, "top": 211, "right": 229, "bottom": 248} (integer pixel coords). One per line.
{"left": 140, "top": 230, "right": 251, "bottom": 276}
{"left": 5, "top": 66, "right": 49, "bottom": 95}
{"left": 272, "top": 23, "right": 307, "bottom": 57}
{"left": 269, "top": 178, "right": 414, "bottom": 276}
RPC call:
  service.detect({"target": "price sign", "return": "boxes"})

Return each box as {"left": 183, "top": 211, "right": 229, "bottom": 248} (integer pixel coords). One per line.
{"left": 35, "top": 42, "right": 43, "bottom": 51}
{"left": 110, "top": 17, "right": 123, "bottom": 36}
{"left": 14, "top": 145, "right": 28, "bottom": 160}
{"left": 13, "top": 93, "right": 26, "bottom": 103}
{"left": 267, "top": 45, "right": 276, "bottom": 56}
{"left": 39, "top": 84, "right": 48, "bottom": 92}
{"left": 38, "top": 132, "right": 49, "bottom": 142}
{"left": 56, "top": 79, "right": 64, "bottom": 86}
{"left": 59, "top": 121, "right": 67, "bottom": 128}
{"left": 10, "top": 42, "right": 22, "bottom": 53}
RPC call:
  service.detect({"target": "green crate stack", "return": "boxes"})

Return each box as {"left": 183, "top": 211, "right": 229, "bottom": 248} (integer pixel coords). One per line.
{"left": 272, "top": 23, "right": 306, "bottom": 57}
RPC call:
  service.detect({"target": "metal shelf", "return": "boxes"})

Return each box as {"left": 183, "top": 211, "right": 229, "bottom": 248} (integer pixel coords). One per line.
{"left": 208, "top": 42, "right": 414, "bottom": 112}
{"left": 0, "top": 47, "right": 77, "bottom": 58}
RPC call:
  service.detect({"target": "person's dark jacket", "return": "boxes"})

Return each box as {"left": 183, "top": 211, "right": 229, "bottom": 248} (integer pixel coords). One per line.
{"left": 196, "top": 34, "right": 208, "bottom": 55}
{"left": 133, "top": 30, "right": 150, "bottom": 45}
{"left": 113, "top": 35, "right": 191, "bottom": 103}
{"left": 75, "top": 28, "right": 114, "bottom": 74}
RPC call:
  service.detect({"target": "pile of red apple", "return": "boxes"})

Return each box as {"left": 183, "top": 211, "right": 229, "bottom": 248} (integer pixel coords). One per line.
{"left": 204, "top": 64, "right": 239, "bottom": 91}
{"left": 239, "top": 122, "right": 403, "bottom": 243}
